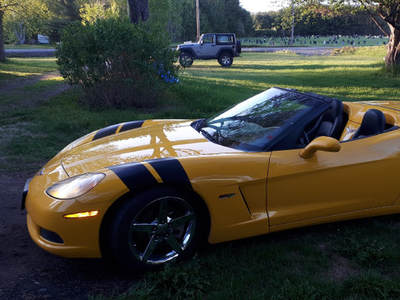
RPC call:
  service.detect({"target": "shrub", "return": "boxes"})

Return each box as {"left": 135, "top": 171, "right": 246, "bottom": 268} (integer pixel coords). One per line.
{"left": 56, "top": 18, "right": 179, "bottom": 109}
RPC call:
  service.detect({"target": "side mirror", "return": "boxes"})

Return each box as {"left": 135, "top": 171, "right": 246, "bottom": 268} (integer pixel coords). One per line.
{"left": 299, "top": 136, "right": 341, "bottom": 159}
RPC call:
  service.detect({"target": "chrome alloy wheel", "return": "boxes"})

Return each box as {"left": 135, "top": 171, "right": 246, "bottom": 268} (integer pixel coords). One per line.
{"left": 179, "top": 53, "right": 194, "bottom": 67}
{"left": 220, "top": 55, "right": 232, "bottom": 65}
{"left": 128, "top": 196, "right": 196, "bottom": 265}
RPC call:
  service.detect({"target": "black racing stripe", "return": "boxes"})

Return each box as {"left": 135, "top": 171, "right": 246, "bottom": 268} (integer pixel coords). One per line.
{"left": 92, "top": 124, "right": 121, "bottom": 141}
{"left": 119, "top": 120, "right": 145, "bottom": 133}
{"left": 108, "top": 162, "right": 158, "bottom": 191}
{"left": 147, "top": 158, "right": 192, "bottom": 189}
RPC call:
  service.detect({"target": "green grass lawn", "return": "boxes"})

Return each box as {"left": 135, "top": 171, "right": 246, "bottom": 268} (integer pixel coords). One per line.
{"left": 2, "top": 46, "right": 400, "bottom": 299}
{"left": 0, "top": 57, "right": 59, "bottom": 82}
{"left": 173, "top": 46, "right": 399, "bottom": 119}
{"left": 4, "top": 43, "right": 56, "bottom": 50}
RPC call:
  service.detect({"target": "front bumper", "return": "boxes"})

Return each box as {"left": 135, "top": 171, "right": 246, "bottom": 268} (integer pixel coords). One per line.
{"left": 25, "top": 186, "right": 106, "bottom": 258}
{"left": 23, "top": 169, "right": 129, "bottom": 258}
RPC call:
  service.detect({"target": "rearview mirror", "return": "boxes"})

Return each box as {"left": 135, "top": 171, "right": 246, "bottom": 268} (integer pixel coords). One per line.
{"left": 299, "top": 136, "right": 341, "bottom": 159}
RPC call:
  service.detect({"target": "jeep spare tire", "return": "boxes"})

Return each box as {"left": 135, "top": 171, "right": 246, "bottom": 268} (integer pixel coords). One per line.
{"left": 236, "top": 40, "right": 242, "bottom": 54}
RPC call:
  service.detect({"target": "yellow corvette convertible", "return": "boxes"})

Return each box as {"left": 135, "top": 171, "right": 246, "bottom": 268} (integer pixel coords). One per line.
{"left": 22, "top": 87, "right": 400, "bottom": 271}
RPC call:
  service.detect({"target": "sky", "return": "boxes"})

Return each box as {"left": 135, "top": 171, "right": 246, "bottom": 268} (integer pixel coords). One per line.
{"left": 239, "top": 0, "right": 281, "bottom": 13}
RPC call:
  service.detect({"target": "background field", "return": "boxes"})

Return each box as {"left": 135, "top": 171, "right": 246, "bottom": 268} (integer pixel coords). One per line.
{"left": 240, "top": 35, "right": 389, "bottom": 48}
{"left": 1, "top": 46, "right": 400, "bottom": 299}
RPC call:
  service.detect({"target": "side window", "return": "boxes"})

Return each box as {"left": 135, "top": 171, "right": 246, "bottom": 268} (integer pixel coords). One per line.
{"left": 216, "top": 35, "right": 234, "bottom": 45}
{"left": 202, "top": 35, "right": 215, "bottom": 44}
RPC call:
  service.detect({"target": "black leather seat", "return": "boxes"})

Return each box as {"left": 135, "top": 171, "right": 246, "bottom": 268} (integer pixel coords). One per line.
{"left": 306, "top": 99, "right": 345, "bottom": 141}
{"left": 316, "top": 99, "right": 345, "bottom": 139}
{"left": 352, "top": 109, "right": 386, "bottom": 139}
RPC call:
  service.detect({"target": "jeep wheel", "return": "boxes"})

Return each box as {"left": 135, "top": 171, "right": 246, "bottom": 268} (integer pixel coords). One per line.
{"left": 218, "top": 52, "right": 233, "bottom": 67}
{"left": 179, "top": 53, "right": 194, "bottom": 67}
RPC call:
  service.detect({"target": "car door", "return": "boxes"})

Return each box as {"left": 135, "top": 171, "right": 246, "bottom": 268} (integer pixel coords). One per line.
{"left": 266, "top": 130, "right": 400, "bottom": 231}
{"left": 199, "top": 34, "right": 218, "bottom": 57}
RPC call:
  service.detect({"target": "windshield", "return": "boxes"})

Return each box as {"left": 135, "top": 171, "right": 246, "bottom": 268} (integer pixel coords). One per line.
{"left": 199, "top": 88, "right": 328, "bottom": 151}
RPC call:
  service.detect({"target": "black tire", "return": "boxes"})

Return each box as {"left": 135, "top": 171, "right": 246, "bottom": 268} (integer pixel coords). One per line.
{"left": 218, "top": 52, "right": 233, "bottom": 67}
{"left": 179, "top": 52, "right": 194, "bottom": 67}
{"left": 109, "top": 187, "right": 208, "bottom": 272}
{"left": 236, "top": 40, "right": 242, "bottom": 54}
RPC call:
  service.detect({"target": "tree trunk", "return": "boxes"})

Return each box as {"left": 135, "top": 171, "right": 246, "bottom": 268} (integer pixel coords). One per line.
{"left": 385, "top": 23, "right": 400, "bottom": 68}
{"left": 0, "top": 11, "right": 5, "bottom": 62}
{"left": 14, "top": 21, "right": 26, "bottom": 45}
{"left": 127, "top": 0, "right": 149, "bottom": 24}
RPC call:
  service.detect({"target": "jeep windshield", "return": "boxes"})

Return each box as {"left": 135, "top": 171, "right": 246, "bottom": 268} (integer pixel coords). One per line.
{"left": 197, "top": 87, "right": 329, "bottom": 151}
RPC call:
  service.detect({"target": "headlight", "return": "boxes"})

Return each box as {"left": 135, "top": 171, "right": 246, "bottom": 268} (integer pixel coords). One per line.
{"left": 46, "top": 173, "right": 105, "bottom": 200}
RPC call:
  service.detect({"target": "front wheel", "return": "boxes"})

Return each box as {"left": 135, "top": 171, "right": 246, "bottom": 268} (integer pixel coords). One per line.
{"left": 218, "top": 52, "right": 233, "bottom": 67}
{"left": 179, "top": 52, "right": 194, "bottom": 67}
{"left": 109, "top": 187, "right": 208, "bottom": 272}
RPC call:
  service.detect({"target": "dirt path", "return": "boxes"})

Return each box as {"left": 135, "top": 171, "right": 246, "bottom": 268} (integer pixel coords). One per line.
{"left": 0, "top": 74, "right": 138, "bottom": 300}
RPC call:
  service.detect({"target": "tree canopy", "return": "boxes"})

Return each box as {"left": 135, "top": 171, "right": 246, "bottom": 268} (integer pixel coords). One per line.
{"left": 0, "top": 0, "right": 52, "bottom": 61}
{"left": 345, "top": 0, "right": 400, "bottom": 67}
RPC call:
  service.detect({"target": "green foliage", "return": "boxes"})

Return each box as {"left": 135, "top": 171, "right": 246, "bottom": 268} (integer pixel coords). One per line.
{"left": 1, "top": 0, "right": 52, "bottom": 45}
{"left": 199, "top": 0, "right": 254, "bottom": 37}
{"left": 257, "top": 2, "right": 388, "bottom": 37}
{"left": 56, "top": 18, "right": 179, "bottom": 109}
{"left": 253, "top": 12, "right": 273, "bottom": 31}
{"left": 333, "top": 232, "right": 389, "bottom": 268}
{"left": 274, "top": 279, "right": 331, "bottom": 300}
{"left": 88, "top": 257, "right": 209, "bottom": 300}
{"left": 45, "top": 0, "right": 81, "bottom": 42}
{"left": 128, "top": 257, "right": 208, "bottom": 300}
{"left": 2, "top": 24, "right": 18, "bottom": 44}
{"left": 148, "top": 0, "right": 170, "bottom": 28}
{"left": 164, "top": 0, "right": 253, "bottom": 42}
{"left": 344, "top": 271, "right": 400, "bottom": 299}
{"left": 80, "top": 0, "right": 124, "bottom": 25}
{"left": 171, "top": 0, "right": 196, "bottom": 41}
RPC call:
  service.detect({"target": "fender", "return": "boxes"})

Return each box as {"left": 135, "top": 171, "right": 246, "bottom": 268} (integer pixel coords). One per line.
{"left": 216, "top": 47, "right": 235, "bottom": 58}
{"left": 178, "top": 48, "right": 197, "bottom": 58}
{"left": 108, "top": 158, "right": 192, "bottom": 192}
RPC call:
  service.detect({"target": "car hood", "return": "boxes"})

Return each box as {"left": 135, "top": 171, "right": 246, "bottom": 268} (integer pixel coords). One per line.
{"left": 178, "top": 43, "right": 198, "bottom": 48}
{"left": 61, "top": 120, "right": 240, "bottom": 176}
